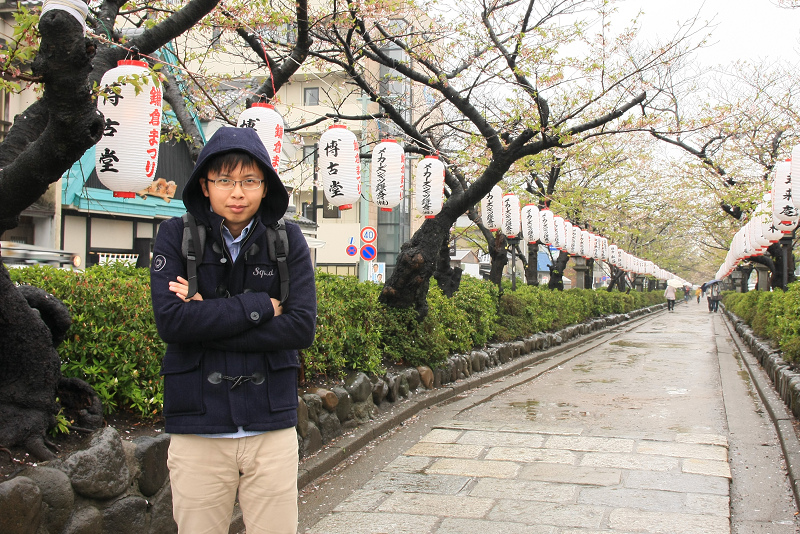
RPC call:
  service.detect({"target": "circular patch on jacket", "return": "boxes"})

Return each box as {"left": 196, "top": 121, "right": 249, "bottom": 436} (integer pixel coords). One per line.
{"left": 153, "top": 255, "right": 167, "bottom": 271}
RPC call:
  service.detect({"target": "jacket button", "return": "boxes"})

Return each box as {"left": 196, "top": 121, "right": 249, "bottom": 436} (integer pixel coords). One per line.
{"left": 250, "top": 311, "right": 260, "bottom": 321}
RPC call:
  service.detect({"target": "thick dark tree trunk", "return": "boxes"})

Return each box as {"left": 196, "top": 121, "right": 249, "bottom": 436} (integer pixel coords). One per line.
{"left": 433, "top": 232, "right": 462, "bottom": 297}
{"left": 548, "top": 251, "right": 569, "bottom": 290}
{"left": 606, "top": 265, "right": 627, "bottom": 292}
{"left": 525, "top": 242, "right": 540, "bottom": 286}
{"left": 487, "top": 231, "right": 508, "bottom": 286}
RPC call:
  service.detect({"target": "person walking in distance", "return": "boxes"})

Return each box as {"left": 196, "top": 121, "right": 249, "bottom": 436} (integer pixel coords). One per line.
{"left": 664, "top": 284, "right": 677, "bottom": 312}
{"left": 150, "top": 127, "right": 317, "bottom": 534}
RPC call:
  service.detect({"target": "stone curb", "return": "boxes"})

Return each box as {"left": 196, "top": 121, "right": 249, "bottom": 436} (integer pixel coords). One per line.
{"left": 297, "top": 303, "right": 666, "bottom": 489}
{"left": 720, "top": 307, "right": 800, "bottom": 511}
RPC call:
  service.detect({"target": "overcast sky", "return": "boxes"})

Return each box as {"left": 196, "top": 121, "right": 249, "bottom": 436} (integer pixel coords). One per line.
{"left": 614, "top": 0, "right": 800, "bottom": 65}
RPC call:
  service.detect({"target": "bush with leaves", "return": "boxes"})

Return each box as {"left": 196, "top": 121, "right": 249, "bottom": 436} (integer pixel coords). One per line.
{"left": 302, "top": 271, "right": 384, "bottom": 379}
{"left": 10, "top": 264, "right": 164, "bottom": 417}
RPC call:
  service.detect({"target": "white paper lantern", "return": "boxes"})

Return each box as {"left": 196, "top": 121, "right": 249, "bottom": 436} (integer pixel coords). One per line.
{"left": 552, "top": 216, "right": 565, "bottom": 250}
{"left": 539, "top": 209, "right": 555, "bottom": 245}
{"left": 608, "top": 244, "right": 618, "bottom": 266}
{"left": 791, "top": 145, "right": 800, "bottom": 210}
{"left": 501, "top": 194, "right": 521, "bottom": 238}
{"left": 771, "top": 161, "right": 798, "bottom": 230}
{"left": 481, "top": 185, "right": 503, "bottom": 231}
{"left": 520, "top": 204, "right": 540, "bottom": 243}
{"left": 237, "top": 102, "right": 285, "bottom": 170}
{"left": 569, "top": 226, "right": 581, "bottom": 255}
{"left": 370, "top": 139, "right": 405, "bottom": 211}
{"left": 415, "top": 155, "right": 445, "bottom": 218}
{"left": 319, "top": 124, "right": 361, "bottom": 210}
{"left": 95, "top": 59, "right": 162, "bottom": 197}
{"left": 563, "top": 220, "right": 573, "bottom": 252}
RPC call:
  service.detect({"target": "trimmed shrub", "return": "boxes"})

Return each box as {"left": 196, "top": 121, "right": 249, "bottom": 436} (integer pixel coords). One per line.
{"left": 10, "top": 264, "right": 164, "bottom": 417}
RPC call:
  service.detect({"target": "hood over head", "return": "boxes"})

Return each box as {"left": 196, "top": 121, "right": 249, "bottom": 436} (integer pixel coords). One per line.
{"left": 182, "top": 127, "right": 289, "bottom": 226}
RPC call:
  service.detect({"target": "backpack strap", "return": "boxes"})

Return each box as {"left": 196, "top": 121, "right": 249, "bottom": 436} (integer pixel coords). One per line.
{"left": 266, "top": 219, "right": 290, "bottom": 305}
{"left": 181, "top": 213, "right": 206, "bottom": 299}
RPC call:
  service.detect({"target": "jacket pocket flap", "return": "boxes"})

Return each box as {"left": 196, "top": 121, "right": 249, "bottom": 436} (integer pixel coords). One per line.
{"left": 267, "top": 350, "right": 300, "bottom": 371}
{"left": 160, "top": 350, "right": 202, "bottom": 375}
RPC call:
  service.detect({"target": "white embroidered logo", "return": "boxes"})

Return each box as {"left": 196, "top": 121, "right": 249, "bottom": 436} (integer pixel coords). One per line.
{"left": 153, "top": 255, "right": 167, "bottom": 271}
{"left": 253, "top": 267, "right": 274, "bottom": 278}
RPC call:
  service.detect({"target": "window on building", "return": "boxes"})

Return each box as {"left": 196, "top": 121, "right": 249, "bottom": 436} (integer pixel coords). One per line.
{"left": 322, "top": 194, "right": 341, "bottom": 219}
{"left": 304, "top": 87, "right": 319, "bottom": 106}
{"left": 302, "top": 144, "right": 316, "bottom": 166}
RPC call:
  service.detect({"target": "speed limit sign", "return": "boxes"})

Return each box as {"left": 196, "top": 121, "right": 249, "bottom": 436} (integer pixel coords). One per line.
{"left": 360, "top": 226, "right": 377, "bottom": 243}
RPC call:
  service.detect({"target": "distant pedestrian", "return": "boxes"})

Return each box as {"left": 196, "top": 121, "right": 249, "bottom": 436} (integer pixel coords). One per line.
{"left": 683, "top": 286, "right": 691, "bottom": 302}
{"left": 664, "top": 284, "right": 677, "bottom": 312}
{"left": 695, "top": 287, "right": 702, "bottom": 303}
{"left": 708, "top": 283, "right": 721, "bottom": 312}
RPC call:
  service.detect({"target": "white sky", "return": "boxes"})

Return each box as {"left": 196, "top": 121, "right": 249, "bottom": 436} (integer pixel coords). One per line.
{"left": 614, "top": 0, "right": 800, "bottom": 65}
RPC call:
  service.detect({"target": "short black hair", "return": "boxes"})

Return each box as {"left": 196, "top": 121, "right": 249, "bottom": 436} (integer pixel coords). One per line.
{"left": 202, "top": 151, "right": 269, "bottom": 180}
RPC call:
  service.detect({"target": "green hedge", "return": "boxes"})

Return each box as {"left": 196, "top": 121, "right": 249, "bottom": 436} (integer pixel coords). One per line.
{"left": 724, "top": 283, "right": 800, "bottom": 362}
{"left": 10, "top": 264, "right": 664, "bottom": 417}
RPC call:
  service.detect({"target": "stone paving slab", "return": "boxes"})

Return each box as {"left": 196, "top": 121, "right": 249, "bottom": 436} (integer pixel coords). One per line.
{"left": 305, "top": 512, "right": 437, "bottom": 534}
{"left": 487, "top": 500, "right": 606, "bottom": 528}
{"left": 607, "top": 507, "right": 730, "bottom": 534}
{"left": 377, "top": 493, "right": 494, "bottom": 518}
{"left": 435, "top": 518, "right": 556, "bottom": 534}
{"left": 426, "top": 458, "right": 521, "bottom": 478}
{"left": 519, "top": 463, "right": 622, "bottom": 486}
{"left": 469, "top": 478, "right": 577, "bottom": 503}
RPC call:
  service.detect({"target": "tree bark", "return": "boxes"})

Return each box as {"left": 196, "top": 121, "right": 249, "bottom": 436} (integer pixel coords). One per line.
{"left": 548, "top": 251, "right": 569, "bottom": 290}
{"left": 433, "top": 232, "right": 462, "bottom": 297}
{"left": 525, "top": 242, "right": 540, "bottom": 285}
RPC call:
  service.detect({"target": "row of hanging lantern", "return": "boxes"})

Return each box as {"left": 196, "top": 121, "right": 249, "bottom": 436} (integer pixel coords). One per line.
{"left": 481, "top": 187, "right": 682, "bottom": 284}
{"left": 714, "top": 146, "right": 800, "bottom": 281}
{"left": 317, "top": 124, "right": 446, "bottom": 216}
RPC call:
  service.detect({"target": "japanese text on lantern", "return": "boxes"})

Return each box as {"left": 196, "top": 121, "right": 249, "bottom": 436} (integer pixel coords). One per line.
{"left": 421, "top": 163, "right": 433, "bottom": 211}
{"left": 374, "top": 146, "right": 388, "bottom": 205}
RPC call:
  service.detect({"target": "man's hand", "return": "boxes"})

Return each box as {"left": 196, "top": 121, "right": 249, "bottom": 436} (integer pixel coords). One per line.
{"left": 169, "top": 276, "right": 203, "bottom": 302}
{"left": 271, "top": 298, "right": 283, "bottom": 316}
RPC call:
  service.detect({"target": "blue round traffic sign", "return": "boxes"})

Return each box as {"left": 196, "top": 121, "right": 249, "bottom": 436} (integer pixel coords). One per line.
{"left": 360, "top": 244, "right": 377, "bottom": 261}
{"left": 346, "top": 244, "right": 358, "bottom": 256}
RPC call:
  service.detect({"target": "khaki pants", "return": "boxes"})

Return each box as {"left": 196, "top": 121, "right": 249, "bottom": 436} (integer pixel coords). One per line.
{"left": 168, "top": 429, "right": 298, "bottom": 534}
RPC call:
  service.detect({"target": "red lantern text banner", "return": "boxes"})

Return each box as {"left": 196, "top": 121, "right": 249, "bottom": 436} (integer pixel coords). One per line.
{"left": 95, "top": 60, "right": 162, "bottom": 197}
{"left": 237, "top": 103, "right": 285, "bottom": 170}
{"left": 319, "top": 125, "right": 361, "bottom": 210}
{"left": 415, "top": 156, "right": 445, "bottom": 218}
{"left": 370, "top": 139, "right": 405, "bottom": 211}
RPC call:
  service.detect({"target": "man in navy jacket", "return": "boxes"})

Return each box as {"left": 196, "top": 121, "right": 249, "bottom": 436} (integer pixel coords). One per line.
{"left": 150, "top": 127, "right": 316, "bottom": 534}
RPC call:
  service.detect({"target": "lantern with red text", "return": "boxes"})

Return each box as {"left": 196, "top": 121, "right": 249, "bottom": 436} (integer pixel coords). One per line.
{"left": 415, "top": 156, "right": 445, "bottom": 218}
{"left": 481, "top": 185, "right": 503, "bottom": 231}
{"left": 520, "top": 204, "right": 540, "bottom": 243}
{"left": 319, "top": 125, "right": 361, "bottom": 210}
{"left": 501, "top": 194, "right": 521, "bottom": 238}
{"left": 95, "top": 60, "right": 162, "bottom": 197}
{"left": 370, "top": 139, "right": 405, "bottom": 211}
{"left": 237, "top": 102, "right": 284, "bottom": 170}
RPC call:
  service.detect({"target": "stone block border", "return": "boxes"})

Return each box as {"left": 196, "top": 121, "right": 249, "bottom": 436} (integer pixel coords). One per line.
{"left": 0, "top": 304, "right": 666, "bottom": 534}
{"left": 722, "top": 306, "right": 800, "bottom": 511}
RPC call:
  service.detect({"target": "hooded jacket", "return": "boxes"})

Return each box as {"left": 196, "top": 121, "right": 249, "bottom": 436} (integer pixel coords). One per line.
{"left": 150, "top": 127, "right": 317, "bottom": 434}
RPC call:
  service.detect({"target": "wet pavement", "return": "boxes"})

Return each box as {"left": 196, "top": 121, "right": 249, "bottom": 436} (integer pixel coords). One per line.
{"left": 298, "top": 301, "right": 799, "bottom": 533}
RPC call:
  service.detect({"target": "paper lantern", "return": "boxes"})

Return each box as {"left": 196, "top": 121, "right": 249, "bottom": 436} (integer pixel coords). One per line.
{"left": 415, "top": 155, "right": 445, "bottom": 218}
{"left": 552, "top": 216, "right": 565, "bottom": 250}
{"left": 608, "top": 244, "right": 618, "bottom": 266}
{"left": 370, "top": 139, "right": 405, "bottom": 211}
{"left": 319, "top": 124, "right": 361, "bottom": 210}
{"left": 95, "top": 60, "right": 162, "bottom": 197}
{"left": 237, "top": 103, "right": 285, "bottom": 170}
{"left": 791, "top": 146, "right": 800, "bottom": 210}
{"left": 563, "top": 221, "right": 573, "bottom": 252}
{"left": 771, "top": 161, "right": 798, "bottom": 230}
{"left": 539, "top": 209, "right": 555, "bottom": 245}
{"left": 481, "top": 185, "right": 503, "bottom": 231}
{"left": 501, "top": 194, "right": 521, "bottom": 238}
{"left": 569, "top": 225, "right": 581, "bottom": 255}
{"left": 520, "top": 204, "right": 540, "bottom": 243}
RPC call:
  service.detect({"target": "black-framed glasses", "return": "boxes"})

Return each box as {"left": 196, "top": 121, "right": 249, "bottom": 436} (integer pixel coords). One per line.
{"left": 207, "top": 178, "right": 264, "bottom": 190}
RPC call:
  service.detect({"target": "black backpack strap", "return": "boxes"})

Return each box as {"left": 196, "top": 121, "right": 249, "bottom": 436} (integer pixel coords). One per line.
{"left": 181, "top": 213, "right": 205, "bottom": 299}
{"left": 266, "top": 220, "right": 290, "bottom": 305}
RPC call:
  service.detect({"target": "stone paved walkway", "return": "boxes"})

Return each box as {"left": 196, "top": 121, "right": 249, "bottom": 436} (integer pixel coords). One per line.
{"left": 301, "top": 302, "right": 798, "bottom": 533}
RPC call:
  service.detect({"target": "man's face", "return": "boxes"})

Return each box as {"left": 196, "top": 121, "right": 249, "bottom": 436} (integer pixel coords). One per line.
{"left": 200, "top": 163, "right": 267, "bottom": 237}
